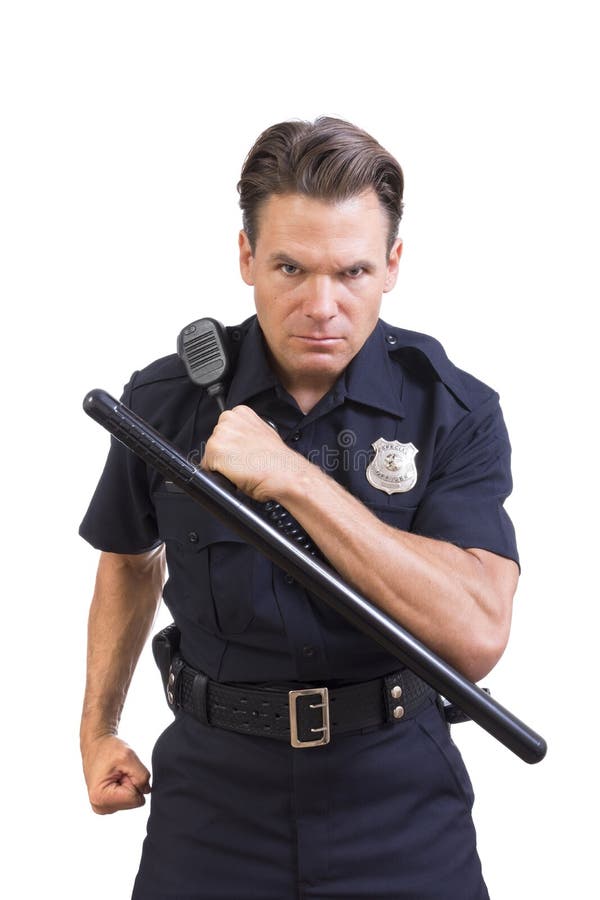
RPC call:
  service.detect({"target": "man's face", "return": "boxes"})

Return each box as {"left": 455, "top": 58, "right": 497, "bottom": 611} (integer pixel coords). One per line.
{"left": 239, "top": 190, "right": 402, "bottom": 400}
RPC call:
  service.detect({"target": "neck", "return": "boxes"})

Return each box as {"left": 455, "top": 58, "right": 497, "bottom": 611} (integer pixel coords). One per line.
{"left": 287, "top": 385, "right": 329, "bottom": 415}
{"left": 267, "top": 349, "right": 338, "bottom": 415}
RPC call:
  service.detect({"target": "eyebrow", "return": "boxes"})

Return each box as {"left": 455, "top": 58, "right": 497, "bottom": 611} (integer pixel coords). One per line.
{"left": 268, "top": 252, "right": 375, "bottom": 272}
{"left": 268, "top": 252, "right": 304, "bottom": 267}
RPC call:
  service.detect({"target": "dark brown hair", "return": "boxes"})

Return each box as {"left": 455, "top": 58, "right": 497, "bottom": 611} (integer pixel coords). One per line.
{"left": 237, "top": 117, "right": 404, "bottom": 255}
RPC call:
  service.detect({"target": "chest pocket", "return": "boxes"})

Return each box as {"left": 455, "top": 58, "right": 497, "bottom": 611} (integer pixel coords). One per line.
{"left": 153, "top": 491, "right": 256, "bottom": 635}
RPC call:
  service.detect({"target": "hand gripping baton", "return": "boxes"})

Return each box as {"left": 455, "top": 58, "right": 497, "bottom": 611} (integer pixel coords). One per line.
{"left": 83, "top": 388, "right": 547, "bottom": 764}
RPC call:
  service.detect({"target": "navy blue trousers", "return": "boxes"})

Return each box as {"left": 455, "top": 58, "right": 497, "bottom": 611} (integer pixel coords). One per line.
{"left": 132, "top": 699, "right": 489, "bottom": 899}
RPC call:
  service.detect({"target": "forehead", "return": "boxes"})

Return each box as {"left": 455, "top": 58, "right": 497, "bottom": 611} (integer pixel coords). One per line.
{"left": 254, "top": 190, "right": 389, "bottom": 261}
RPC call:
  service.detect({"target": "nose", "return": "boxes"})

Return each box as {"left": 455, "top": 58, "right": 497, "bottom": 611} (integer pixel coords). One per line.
{"left": 302, "top": 276, "right": 338, "bottom": 321}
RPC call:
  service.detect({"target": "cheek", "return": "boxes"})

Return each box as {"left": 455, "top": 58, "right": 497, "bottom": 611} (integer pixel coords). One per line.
{"left": 350, "top": 292, "right": 381, "bottom": 324}
{"left": 347, "top": 303, "right": 382, "bottom": 348}
{"left": 255, "top": 298, "right": 290, "bottom": 341}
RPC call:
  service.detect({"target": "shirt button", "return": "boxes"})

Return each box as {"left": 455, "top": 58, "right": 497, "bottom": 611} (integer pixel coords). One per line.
{"left": 302, "top": 645, "right": 316, "bottom": 657}
{"left": 291, "top": 431, "right": 301, "bottom": 442}
{"left": 188, "top": 531, "right": 199, "bottom": 543}
{"left": 386, "top": 334, "right": 398, "bottom": 345}
{"left": 284, "top": 574, "right": 295, "bottom": 585}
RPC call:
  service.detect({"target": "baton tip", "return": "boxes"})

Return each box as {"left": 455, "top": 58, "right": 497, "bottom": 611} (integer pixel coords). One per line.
{"left": 524, "top": 736, "right": 548, "bottom": 765}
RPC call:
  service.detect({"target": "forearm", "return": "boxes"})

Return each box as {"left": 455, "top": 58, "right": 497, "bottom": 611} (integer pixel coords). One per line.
{"left": 276, "top": 464, "right": 516, "bottom": 681}
{"left": 80, "top": 547, "right": 166, "bottom": 750}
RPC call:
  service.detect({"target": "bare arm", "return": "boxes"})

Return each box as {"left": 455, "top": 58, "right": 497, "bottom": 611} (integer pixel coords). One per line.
{"left": 80, "top": 546, "right": 166, "bottom": 814}
{"left": 275, "top": 467, "right": 518, "bottom": 682}
{"left": 202, "top": 406, "right": 518, "bottom": 682}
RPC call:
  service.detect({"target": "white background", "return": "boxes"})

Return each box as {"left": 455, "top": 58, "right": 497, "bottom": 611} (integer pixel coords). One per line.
{"left": 2, "top": 2, "right": 598, "bottom": 897}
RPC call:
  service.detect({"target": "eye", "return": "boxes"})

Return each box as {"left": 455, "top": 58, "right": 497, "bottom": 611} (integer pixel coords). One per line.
{"left": 345, "top": 266, "right": 364, "bottom": 278}
{"left": 280, "top": 263, "right": 300, "bottom": 276}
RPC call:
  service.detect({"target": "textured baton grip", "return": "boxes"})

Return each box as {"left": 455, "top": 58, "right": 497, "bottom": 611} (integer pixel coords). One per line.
{"left": 83, "top": 389, "right": 198, "bottom": 485}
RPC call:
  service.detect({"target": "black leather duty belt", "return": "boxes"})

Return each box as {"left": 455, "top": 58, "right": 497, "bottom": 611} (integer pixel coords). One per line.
{"left": 165, "top": 655, "right": 437, "bottom": 748}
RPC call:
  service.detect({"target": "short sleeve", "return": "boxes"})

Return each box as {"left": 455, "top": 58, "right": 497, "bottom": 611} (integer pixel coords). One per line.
{"left": 79, "top": 372, "right": 162, "bottom": 554}
{"left": 411, "top": 393, "right": 519, "bottom": 566}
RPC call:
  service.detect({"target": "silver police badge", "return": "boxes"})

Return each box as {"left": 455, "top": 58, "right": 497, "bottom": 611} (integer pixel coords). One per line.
{"left": 366, "top": 438, "right": 419, "bottom": 494}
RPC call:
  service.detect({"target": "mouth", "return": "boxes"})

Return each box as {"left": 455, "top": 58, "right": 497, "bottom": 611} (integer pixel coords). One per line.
{"left": 293, "top": 335, "right": 344, "bottom": 345}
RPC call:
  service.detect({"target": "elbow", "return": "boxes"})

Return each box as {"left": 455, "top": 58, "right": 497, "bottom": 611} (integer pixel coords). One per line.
{"left": 462, "top": 634, "right": 509, "bottom": 683}
{"left": 458, "top": 552, "right": 517, "bottom": 682}
{"left": 460, "top": 611, "right": 512, "bottom": 683}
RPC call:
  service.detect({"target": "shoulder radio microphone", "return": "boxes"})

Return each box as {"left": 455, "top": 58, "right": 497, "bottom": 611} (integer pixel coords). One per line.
{"left": 177, "top": 317, "right": 230, "bottom": 411}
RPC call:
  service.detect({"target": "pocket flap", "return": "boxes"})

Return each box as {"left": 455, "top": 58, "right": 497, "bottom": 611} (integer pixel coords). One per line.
{"left": 153, "top": 491, "right": 247, "bottom": 549}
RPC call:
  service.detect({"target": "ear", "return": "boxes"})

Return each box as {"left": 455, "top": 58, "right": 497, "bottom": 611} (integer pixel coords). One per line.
{"left": 383, "top": 239, "right": 403, "bottom": 293}
{"left": 239, "top": 230, "right": 255, "bottom": 286}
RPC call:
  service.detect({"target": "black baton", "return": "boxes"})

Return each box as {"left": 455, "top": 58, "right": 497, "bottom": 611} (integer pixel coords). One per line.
{"left": 83, "top": 388, "right": 547, "bottom": 764}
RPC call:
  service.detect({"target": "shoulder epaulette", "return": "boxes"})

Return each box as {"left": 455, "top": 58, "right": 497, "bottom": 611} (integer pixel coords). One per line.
{"left": 380, "top": 320, "right": 496, "bottom": 412}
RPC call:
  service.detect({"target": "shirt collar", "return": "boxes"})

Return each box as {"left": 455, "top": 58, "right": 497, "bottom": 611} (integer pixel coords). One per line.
{"left": 341, "top": 321, "right": 406, "bottom": 417}
{"left": 226, "top": 317, "right": 406, "bottom": 418}
{"left": 226, "top": 317, "right": 278, "bottom": 407}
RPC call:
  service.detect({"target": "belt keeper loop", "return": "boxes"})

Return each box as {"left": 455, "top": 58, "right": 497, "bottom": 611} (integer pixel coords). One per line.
{"left": 166, "top": 656, "right": 185, "bottom": 708}
{"left": 191, "top": 671, "right": 209, "bottom": 725}
{"left": 383, "top": 671, "right": 405, "bottom": 723}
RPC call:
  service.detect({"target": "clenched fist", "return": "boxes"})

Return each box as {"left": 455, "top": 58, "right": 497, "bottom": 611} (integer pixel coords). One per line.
{"left": 201, "top": 405, "right": 310, "bottom": 502}
{"left": 82, "top": 734, "right": 151, "bottom": 815}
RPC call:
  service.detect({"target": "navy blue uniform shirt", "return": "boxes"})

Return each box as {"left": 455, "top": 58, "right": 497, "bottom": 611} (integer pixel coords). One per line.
{"left": 80, "top": 316, "right": 518, "bottom": 684}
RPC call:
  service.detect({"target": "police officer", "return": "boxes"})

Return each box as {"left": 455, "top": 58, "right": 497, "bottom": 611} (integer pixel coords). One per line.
{"left": 80, "top": 117, "right": 519, "bottom": 899}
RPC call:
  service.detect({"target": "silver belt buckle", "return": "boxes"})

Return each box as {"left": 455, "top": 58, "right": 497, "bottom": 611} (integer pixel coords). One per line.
{"left": 288, "top": 687, "right": 330, "bottom": 748}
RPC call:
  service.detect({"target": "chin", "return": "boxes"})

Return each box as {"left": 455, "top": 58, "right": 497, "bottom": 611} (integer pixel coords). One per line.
{"left": 293, "top": 354, "right": 348, "bottom": 380}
